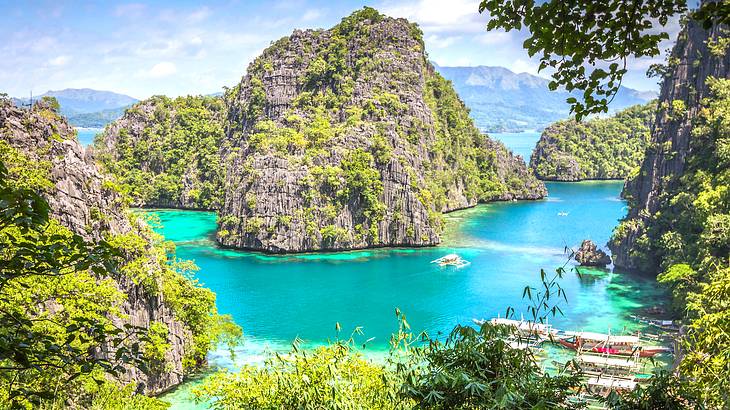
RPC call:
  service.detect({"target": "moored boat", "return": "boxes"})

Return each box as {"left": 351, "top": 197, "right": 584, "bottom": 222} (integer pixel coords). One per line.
{"left": 585, "top": 376, "right": 638, "bottom": 397}
{"left": 557, "top": 331, "right": 666, "bottom": 357}
{"left": 572, "top": 354, "right": 640, "bottom": 378}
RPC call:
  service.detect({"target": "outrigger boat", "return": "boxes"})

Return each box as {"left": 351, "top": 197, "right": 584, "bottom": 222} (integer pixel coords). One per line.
{"left": 484, "top": 317, "right": 557, "bottom": 339}
{"left": 558, "top": 331, "right": 669, "bottom": 358}
{"left": 585, "top": 376, "right": 638, "bottom": 398}
{"left": 630, "top": 315, "right": 680, "bottom": 332}
{"left": 571, "top": 354, "right": 640, "bottom": 378}
{"left": 431, "top": 254, "right": 470, "bottom": 268}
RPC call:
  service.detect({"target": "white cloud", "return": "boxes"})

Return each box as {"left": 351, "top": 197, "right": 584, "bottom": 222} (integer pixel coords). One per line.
{"left": 474, "top": 31, "right": 512, "bottom": 45}
{"left": 381, "top": 0, "right": 485, "bottom": 33}
{"left": 510, "top": 59, "right": 540, "bottom": 76}
{"left": 48, "top": 55, "right": 71, "bottom": 66}
{"left": 301, "top": 9, "right": 323, "bottom": 22}
{"left": 425, "top": 34, "right": 461, "bottom": 49}
{"left": 114, "top": 3, "right": 146, "bottom": 18}
{"left": 187, "top": 7, "right": 211, "bottom": 23}
{"left": 145, "top": 62, "right": 177, "bottom": 78}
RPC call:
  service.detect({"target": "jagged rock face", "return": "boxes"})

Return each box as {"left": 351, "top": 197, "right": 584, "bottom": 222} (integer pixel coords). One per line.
{"left": 575, "top": 240, "right": 611, "bottom": 267}
{"left": 609, "top": 19, "right": 730, "bottom": 270}
{"left": 96, "top": 95, "right": 226, "bottom": 210}
{"left": 219, "top": 9, "right": 545, "bottom": 253}
{"left": 0, "top": 100, "right": 191, "bottom": 394}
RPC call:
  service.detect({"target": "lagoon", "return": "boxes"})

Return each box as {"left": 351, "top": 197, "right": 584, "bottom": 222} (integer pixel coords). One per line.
{"left": 156, "top": 181, "right": 668, "bottom": 408}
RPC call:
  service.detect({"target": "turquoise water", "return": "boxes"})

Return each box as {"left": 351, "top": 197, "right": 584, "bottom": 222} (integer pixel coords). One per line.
{"left": 156, "top": 181, "right": 669, "bottom": 407}
{"left": 490, "top": 131, "right": 541, "bottom": 161}
{"left": 75, "top": 128, "right": 101, "bottom": 146}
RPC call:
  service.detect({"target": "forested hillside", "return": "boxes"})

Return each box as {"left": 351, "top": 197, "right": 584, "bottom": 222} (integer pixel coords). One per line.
{"left": 530, "top": 102, "right": 654, "bottom": 181}
{"left": 94, "top": 95, "right": 226, "bottom": 209}
{"left": 219, "top": 8, "right": 545, "bottom": 253}
{"left": 0, "top": 96, "right": 239, "bottom": 407}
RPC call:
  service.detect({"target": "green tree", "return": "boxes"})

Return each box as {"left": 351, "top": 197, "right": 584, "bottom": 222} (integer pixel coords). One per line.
{"left": 0, "top": 160, "right": 152, "bottom": 407}
{"left": 478, "top": 0, "right": 728, "bottom": 120}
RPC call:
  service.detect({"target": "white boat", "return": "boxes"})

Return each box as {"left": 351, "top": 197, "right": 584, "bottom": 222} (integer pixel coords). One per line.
{"left": 490, "top": 317, "right": 556, "bottom": 338}
{"left": 558, "top": 212, "right": 569, "bottom": 216}
{"left": 585, "top": 376, "right": 637, "bottom": 397}
{"left": 430, "top": 254, "right": 470, "bottom": 268}
{"left": 574, "top": 354, "right": 640, "bottom": 378}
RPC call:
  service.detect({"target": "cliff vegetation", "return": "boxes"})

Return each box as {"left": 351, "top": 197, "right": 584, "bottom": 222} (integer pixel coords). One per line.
{"left": 0, "top": 96, "right": 240, "bottom": 407}
{"left": 95, "top": 95, "right": 226, "bottom": 210}
{"left": 530, "top": 102, "right": 655, "bottom": 181}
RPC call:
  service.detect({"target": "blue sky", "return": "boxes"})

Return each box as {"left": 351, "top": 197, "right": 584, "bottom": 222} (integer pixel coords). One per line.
{"left": 1, "top": 0, "right": 681, "bottom": 99}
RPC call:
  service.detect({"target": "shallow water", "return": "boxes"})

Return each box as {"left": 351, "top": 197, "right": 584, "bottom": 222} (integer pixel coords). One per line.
{"left": 157, "top": 181, "right": 669, "bottom": 408}
{"left": 75, "top": 128, "right": 101, "bottom": 146}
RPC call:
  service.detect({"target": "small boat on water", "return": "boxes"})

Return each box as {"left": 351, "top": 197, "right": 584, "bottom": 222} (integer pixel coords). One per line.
{"left": 630, "top": 315, "right": 680, "bottom": 332}
{"left": 558, "top": 331, "right": 669, "bottom": 358}
{"left": 431, "top": 254, "right": 470, "bottom": 268}
{"left": 488, "top": 317, "right": 557, "bottom": 339}
{"left": 558, "top": 211, "right": 569, "bottom": 216}
{"left": 585, "top": 376, "right": 638, "bottom": 397}
{"left": 572, "top": 354, "right": 640, "bottom": 378}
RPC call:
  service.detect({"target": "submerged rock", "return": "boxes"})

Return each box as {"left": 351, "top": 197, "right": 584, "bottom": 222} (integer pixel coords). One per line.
{"left": 575, "top": 240, "right": 612, "bottom": 267}
{"left": 218, "top": 8, "right": 546, "bottom": 253}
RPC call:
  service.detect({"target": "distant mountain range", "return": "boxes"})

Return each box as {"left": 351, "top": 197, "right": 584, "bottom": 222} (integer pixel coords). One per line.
{"left": 11, "top": 74, "right": 655, "bottom": 133}
{"left": 435, "top": 64, "right": 657, "bottom": 133}
{"left": 14, "top": 88, "right": 138, "bottom": 128}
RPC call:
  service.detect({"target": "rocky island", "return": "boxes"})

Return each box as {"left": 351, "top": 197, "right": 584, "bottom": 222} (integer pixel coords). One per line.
{"left": 217, "top": 8, "right": 545, "bottom": 253}
{"left": 575, "top": 240, "right": 612, "bottom": 267}
{"left": 529, "top": 102, "right": 654, "bottom": 181}
{"left": 94, "top": 95, "right": 226, "bottom": 209}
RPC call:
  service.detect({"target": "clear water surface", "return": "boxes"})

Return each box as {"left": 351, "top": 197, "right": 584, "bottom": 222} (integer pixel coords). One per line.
{"left": 489, "top": 130, "right": 542, "bottom": 162}
{"left": 157, "top": 181, "right": 668, "bottom": 408}
{"left": 75, "top": 128, "right": 101, "bottom": 146}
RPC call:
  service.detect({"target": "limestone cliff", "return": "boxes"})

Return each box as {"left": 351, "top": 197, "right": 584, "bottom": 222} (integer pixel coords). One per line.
{"left": 530, "top": 103, "right": 654, "bottom": 181}
{"left": 609, "top": 18, "right": 730, "bottom": 271}
{"left": 218, "top": 8, "right": 546, "bottom": 253}
{"left": 0, "top": 98, "right": 208, "bottom": 394}
{"left": 95, "top": 95, "right": 226, "bottom": 210}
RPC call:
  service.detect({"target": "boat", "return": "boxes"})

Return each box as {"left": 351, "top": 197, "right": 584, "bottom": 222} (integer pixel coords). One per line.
{"left": 557, "top": 331, "right": 669, "bottom": 358}
{"left": 489, "top": 317, "right": 557, "bottom": 339}
{"left": 505, "top": 337, "right": 545, "bottom": 351}
{"left": 630, "top": 315, "right": 680, "bottom": 332}
{"left": 585, "top": 376, "right": 638, "bottom": 397}
{"left": 558, "top": 211, "right": 569, "bottom": 216}
{"left": 430, "top": 254, "right": 470, "bottom": 268}
{"left": 572, "top": 354, "right": 640, "bottom": 378}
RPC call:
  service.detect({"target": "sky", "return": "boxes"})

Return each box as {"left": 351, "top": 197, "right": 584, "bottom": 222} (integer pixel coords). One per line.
{"left": 0, "top": 0, "right": 683, "bottom": 99}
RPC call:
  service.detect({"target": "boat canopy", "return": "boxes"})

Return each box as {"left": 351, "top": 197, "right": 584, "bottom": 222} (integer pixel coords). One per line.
{"left": 586, "top": 377, "right": 637, "bottom": 389}
{"left": 562, "top": 331, "right": 639, "bottom": 344}
{"left": 491, "top": 318, "right": 552, "bottom": 332}
{"left": 577, "top": 355, "right": 637, "bottom": 368}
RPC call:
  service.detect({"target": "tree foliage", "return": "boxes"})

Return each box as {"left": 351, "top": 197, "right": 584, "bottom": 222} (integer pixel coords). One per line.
{"left": 530, "top": 102, "right": 655, "bottom": 181}
{"left": 610, "top": 78, "right": 730, "bottom": 408}
{"left": 95, "top": 95, "right": 226, "bottom": 210}
{"left": 0, "top": 156, "right": 155, "bottom": 407}
{"left": 478, "top": 0, "right": 729, "bottom": 120}
{"left": 0, "top": 101, "right": 241, "bottom": 407}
